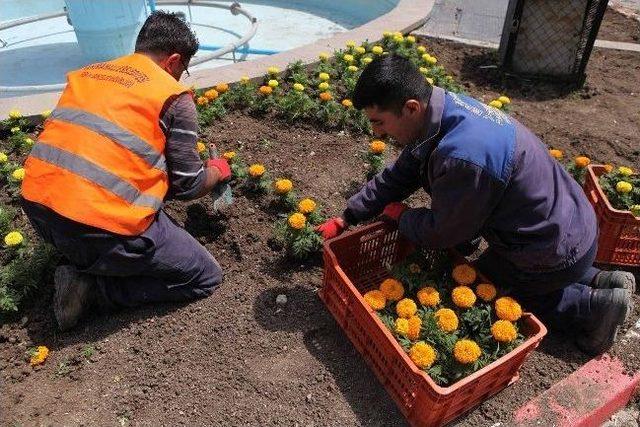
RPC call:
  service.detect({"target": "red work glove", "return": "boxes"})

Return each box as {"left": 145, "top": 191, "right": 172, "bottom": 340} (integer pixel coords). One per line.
{"left": 207, "top": 158, "right": 231, "bottom": 182}
{"left": 382, "top": 202, "right": 408, "bottom": 222}
{"left": 316, "top": 217, "right": 346, "bottom": 240}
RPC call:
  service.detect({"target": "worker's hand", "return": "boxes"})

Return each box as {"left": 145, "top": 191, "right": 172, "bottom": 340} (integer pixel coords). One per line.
{"left": 206, "top": 158, "right": 231, "bottom": 182}
{"left": 382, "top": 202, "right": 408, "bottom": 222}
{"left": 316, "top": 217, "right": 346, "bottom": 240}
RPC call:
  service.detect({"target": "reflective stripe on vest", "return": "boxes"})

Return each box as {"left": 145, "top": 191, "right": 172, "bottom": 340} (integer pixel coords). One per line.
{"left": 50, "top": 107, "right": 167, "bottom": 172}
{"left": 30, "top": 142, "right": 163, "bottom": 210}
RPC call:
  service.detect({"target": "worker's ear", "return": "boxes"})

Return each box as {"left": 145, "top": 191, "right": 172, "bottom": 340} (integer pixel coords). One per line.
{"left": 403, "top": 99, "right": 422, "bottom": 116}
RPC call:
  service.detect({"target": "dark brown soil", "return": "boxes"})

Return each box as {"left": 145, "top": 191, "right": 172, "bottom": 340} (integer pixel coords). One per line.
{"left": 2, "top": 11, "right": 640, "bottom": 427}
{"left": 598, "top": 7, "right": 640, "bottom": 43}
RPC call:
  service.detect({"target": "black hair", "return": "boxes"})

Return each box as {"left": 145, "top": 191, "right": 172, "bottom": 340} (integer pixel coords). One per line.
{"left": 135, "top": 11, "right": 199, "bottom": 61}
{"left": 352, "top": 54, "right": 432, "bottom": 114}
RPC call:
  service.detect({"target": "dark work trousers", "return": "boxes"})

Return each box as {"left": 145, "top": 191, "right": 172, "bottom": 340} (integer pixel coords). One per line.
{"left": 475, "top": 239, "right": 600, "bottom": 331}
{"left": 22, "top": 199, "right": 223, "bottom": 309}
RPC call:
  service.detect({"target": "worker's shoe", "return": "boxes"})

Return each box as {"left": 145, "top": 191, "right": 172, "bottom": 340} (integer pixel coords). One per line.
{"left": 591, "top": 270, "right": 636, "bottom": 294}
{"left": 53, "top": 265, "right": 97, "bottom": 331}
{"left": 576, "top": 288, "right": 633, "bottom": 355}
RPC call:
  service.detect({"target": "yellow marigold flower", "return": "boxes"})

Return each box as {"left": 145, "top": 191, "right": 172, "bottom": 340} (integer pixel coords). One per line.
{"left": 369, "top": 140, "right": 386, "bottom": 154}
{"left": 23, "top": 137, "right": 34, "bottom": 147}
{"left": 549, "top": 149, "right": 563, "bottom": 160}
{"left": 409, "top": 263, "right": 421, "bottom": 273}
{"left": 347, "top": 65, "right": 359, "bottom": 72}
{"left": 631, "top": 205, "right": 640, "bottom": 217}
{"left": 298, "top": 198, "right": 317, "bottom": 214}
{"left": 445, "top": 75, "right": 453, "bottom": 81}
{"left": 288, "top": 212, "right": 306, "bottom": 230}
{"left": 355, "top": 46, "right": 366, "bottom": 55}
{"left": 417, "top": 46, "right": 426, "bottom": 53}
{"left": 452, "top": 286, "right": 476, "bottom": 308}
{"left": 274, "top": 179, "right": 293, "bottom": 194}
{"left": 4, "top": 231, "right": 24, "bottom": 246}
{"left": 223, "top": 151, "right": 236, "bottom": 161}
{"left": 41, "top": 109, "right": 52, "bottom": 118}
{"left": 489, "top": 100, "right": 503, "bottom": 109}
{"left": 268, "top": 79, "right": 279, "bottom": 88}
{"left": 346, "top": 40, "right": 356, "bottom": 48}
{"left": 372, "top": 45, "right": 383, "bottom": 55}
{"left": 476, "top": 283, "right": 497, "bottom": 302}
{"left": 196, "top": 141, "right": 206, "bottom": 153}
{"left": 29, "top": 346, "right": 49, "bottom": 366}
{"left": 8, "top": 109, "right": 21, "bottom": 119}
{"left": 341, "top": 99, "right": 353, "bottom": 108}
{"left": 204, "top": 89, "right": 219, "bottom": 100}
{"left": 393, "top": 35, "right": 404, "bottom": 43}
{"left": 318, "top": 72, "right": 330, "bottom": 81}
{"left": 0, "top": 152, "right": 7, "bottom": 163}
{"left": 453, "top": 339, "right": 482, "bottom": 364}
{"left": 319, "top": 52, "right": 330, "bottom": 61}
{"left": 395, "top": 317, "right": 409, "bottom": 336}
{"left": 495, "top": 297, "right": 523, "bottom": 321}
{"left": 452, "top": 264, "right": 477, "bottom": 286}
{"left": 435, "top": 308, "right": 458, "bottom": 332}
{"left": 248, "top": 164, "right": 266, "bottom": 177}
{"left": 10, "top": 126, "right": 20, "bottom": 134}
{"left": 383, "top": 31, "right": 393, "bottom": 38}
{"left": 343, "top": 54, "right": 355, "bottom": 63}
{"left": 396, "top": 298, "right": 418, "bottom": 319}
{"left": 618, "top": 166, "right": 634, "bottom": 176}
{"left": 407, "top": 315, "right": 422, "bottom": 340}
{"left": 417, "top": 286, "right": 440, "bottom": 307}
{"left": 428, "top": 55, "right": 438, "bottom": 64}
{"left": 259, "top": 85, "right": 273, "bottom": 95}
{"left": 361, "top": 56, "right": 373, "bottom": 65}
{"left": 363, "top": 289, "right": 386, "bottom": 310}
{"left": 319, "top": 92, "right": 332, "bottom": 102}
{"left": 196, "top": 96, "right": 209, "bottom": 106}
{"left": 498, "top": 95, "right": 511, "bottom": 104}
{"left": 379, "top": 278, "right": 404, "bottom": 301}
{"left": 215, "top": 83, "right": 229, "bottom": 94}
{"left": 293, "top": 83, "right": 305, "bottom": 92}
{"left": 604, "top": 164, "right": 614, "bottom": 173}
{"left": 575, "top": 156, "right": 590, "bottom": 168}
{"left": 419, "top": 67, "right": 428, "bottom": 74}
{"left": 426, "top": 77, "right": 434, "bottom": 85}
{"left": 422, "top": 54, "right": 437, "bottom": 65}
{"left": 409, "top": 341, "right": 436, "bottom": 369}
{"left": 12, "top": 168, "right": 25, "bottom": 181}
{"left": 616, "top": 181, "right": 633, "bottom": 193}
{"left": 318, "top": 82, "right": 330, "bottom": 91}
{"left": 267, "top": 66, "right": 279, "bottom": 75}
{"left": 491, "top": 320, "right": 517, "bottom": 343}
{"left": 406, "top": 35, "right": 416, "bottom": 44}
{"left": 240, "top": 76, "right": 250, "bottom": 83}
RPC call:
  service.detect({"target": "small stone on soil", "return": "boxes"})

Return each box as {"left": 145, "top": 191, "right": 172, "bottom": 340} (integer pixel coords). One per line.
{"left": 276, "top": 294, "right": 288, "bottom": 306}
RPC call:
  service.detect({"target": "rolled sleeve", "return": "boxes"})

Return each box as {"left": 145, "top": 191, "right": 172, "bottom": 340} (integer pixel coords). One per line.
{"left": 398, "top": 155, "right": 504, "bottom": 249}
{"left": 162, "top": 93, "right": 206, "bottom": 200}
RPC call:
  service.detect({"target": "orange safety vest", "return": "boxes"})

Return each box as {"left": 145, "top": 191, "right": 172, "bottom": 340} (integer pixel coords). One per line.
{"left": 22, "top": 53, "right": 190, "bottom": 235}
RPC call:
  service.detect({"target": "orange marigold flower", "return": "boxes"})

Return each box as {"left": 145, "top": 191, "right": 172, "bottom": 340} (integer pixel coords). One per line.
{"left": 364, "top": 289, "right": 386, "bottom": 310}
{"left": 407, "top": 315, "right": 422, "bottom": 340}
{"left": 575, "top": 156, "right": 590, "bottom": 168}
{"left": 379, "top": 278, "right": 404, "bottom": 301}
{"left": 288, "top": 213, "right": 306, "bottom": 230}
{"left": 298, "top": 198, "right": 317, "bottom": 214}
{"left": 395, "top": 317, "right": 409, "bottom": 336}
{"left": 604, "top": 164, "right": 614, "bottom": 173}
{"left": 204, "top": 89, "right": 219, "bottom": 100}
{"left": 223, "top": 151, "right": 236, "bottom": 161}
{"left": 248, "top": 164, "right": 266, "bottom": 177}
{"left": 196, "top": 96, "right": 209, "bottom": 106}
{"left": 435, "top": 308, "right": 458, "bottom": 332}
{"left": 409, "top": 341, "right": 436, "bottom": 369}
{"left": 369, "top": 140, "right": 386, "bottom": 154}
{"left": 29, "top": 345, "right": 50, "bottom": 366}
{"left": 491, "top": 320, "right": 518, "bottom": 343}
{"left": 196, "top": 141, "right": 206, "bottom": 153}
{"left": 417, "top": 286, "right": 440, "bottom": 307}
{"left": 274, "top": 179, "right": 293, "bottom": 194}
{"left": 453, "top": 339, "right": 482, "bottom": 364}
{"left": 319, "top": 91, "right": 332, "bottom": 102}
{"left": 548, "top": 149, "right": 563, "bottom": 160}
{"left": 259, "top": 85, "right": 273, "bottom": 95}
{"left": 396, "top": 298, "right": 417, "bottom": 319}
{"left": 215, "top": 83, "right": 229, "bottom": 93}
{"left": 452, "top": 264, "right": 477, "bottom": 285}
{"left": 476, "top": 283, "right": 497, "bottom": 302}
{"left": 341, "top": 99, "right": 353, "bottom": 108}
{"left": 495, "top": 296, "right": 523, "bottom": 322}
{"left": 452, "top": 286, "right": 476, "bottom": 308}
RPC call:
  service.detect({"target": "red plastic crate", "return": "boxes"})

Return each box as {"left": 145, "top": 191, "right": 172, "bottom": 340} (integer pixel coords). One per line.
{"left": 320, "top": 221, "right": 547, "bottom": 427}
{"left": 584, "top": 165, "right": 640, "bottom": 266}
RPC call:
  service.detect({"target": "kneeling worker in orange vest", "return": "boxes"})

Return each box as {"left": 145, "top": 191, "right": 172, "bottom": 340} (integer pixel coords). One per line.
{"left": 20, "top": 11, "right": 230, "bottom": 330}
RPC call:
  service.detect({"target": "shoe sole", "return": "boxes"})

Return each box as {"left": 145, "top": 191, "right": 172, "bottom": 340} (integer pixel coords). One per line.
{"left": 578, "top": 289, "right": 634, "bottom": 355}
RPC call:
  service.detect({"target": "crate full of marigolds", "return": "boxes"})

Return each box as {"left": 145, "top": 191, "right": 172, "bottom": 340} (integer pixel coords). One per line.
{"left": 320, "top": 222, "right": 547, "bottom": 427}
{"left": 584, "top": 164, "right": 640, "bottom": 266}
